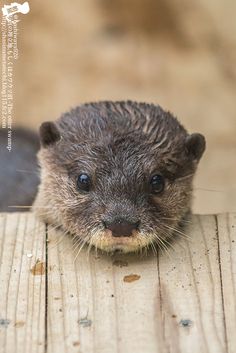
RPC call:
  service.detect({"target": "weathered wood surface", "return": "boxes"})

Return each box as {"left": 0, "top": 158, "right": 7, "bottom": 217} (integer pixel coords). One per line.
{"left": 0, "top": 213, "right": 235, "bottom": 353}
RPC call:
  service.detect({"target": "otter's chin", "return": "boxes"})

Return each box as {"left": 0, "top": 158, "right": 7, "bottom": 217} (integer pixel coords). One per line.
{"left": 88, "top": 229, "right": 154, "bottom": 254}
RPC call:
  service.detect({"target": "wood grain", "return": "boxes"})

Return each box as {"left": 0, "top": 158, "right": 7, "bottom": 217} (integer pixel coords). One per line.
{"left": 217, "top": 213, "right": 236, "bottom": 353}
{"left": 157, "top": 215, "right": 226, "bottom": 353}
{"left": 46, "top": 227, "right": 164, "bottom": 353}
{"left": 0, "top": 213, "right": 236, "bottom": 353}
{"left": 0, "top": 213, "right": 46, "bottom": 353}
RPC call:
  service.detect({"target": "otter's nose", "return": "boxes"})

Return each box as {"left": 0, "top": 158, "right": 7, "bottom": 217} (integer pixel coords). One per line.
{"left": 103, "top": 219, "right": 140, "bottom": 237}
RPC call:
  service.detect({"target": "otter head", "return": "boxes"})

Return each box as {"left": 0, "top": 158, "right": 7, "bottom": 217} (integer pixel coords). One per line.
{"left": 34, "top": 101, "right": 205, "bottom": 253}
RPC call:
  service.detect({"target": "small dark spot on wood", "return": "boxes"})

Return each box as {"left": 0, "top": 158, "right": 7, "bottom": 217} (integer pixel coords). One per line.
{"left": 54, "top": 297, "right": 61, "bottom": 300}
{"left": 0, "top": 319, "right": 10, "bottom": 328}
{"left": 172, "top": 314, "right": 177, "bottom": 318}
{"left": 78, "top": 317, "right": 92, "bottom": 327}
{"left": 30, "top": 260, "right": 45, "bottom": 276}
{"left": 123, "top": 274, "right": 141, "bottom": 283}
{"left": 111, "top": 294, "right": 114, "bottom": 297}
{"left": 179, "top": 319, "right": 193, "bottom": 327}
{"left": 113, "top": 260, "right": 128, "bottom": 268}
{"left": 14, "top": 321, "right": 25, "bottom": 328}
{"left": 73, "top": 341, "right": 80, "bottom": 346}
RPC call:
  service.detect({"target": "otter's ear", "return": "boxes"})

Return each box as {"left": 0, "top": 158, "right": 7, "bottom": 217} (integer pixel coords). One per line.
{"left": 185, "top": 133, "right": 206, "bottom": 161}
{"left": 39, "top": 122, "right": 61, "bottom": 147}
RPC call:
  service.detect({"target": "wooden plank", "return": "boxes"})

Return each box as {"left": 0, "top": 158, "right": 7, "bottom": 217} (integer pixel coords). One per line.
{"left": 217, "top": 213, "right": 236, "bottom": 353}
{"left": 46, "top": 214, "right": 235, "bottom": 353}
{"left": 1, "top": 212, "right": 236, "bottom": 353}
{"left": 110, "top": 252, "right": 166, "bottom": 353}
{"left": 158, "top": 214, "right": 227, "bottom": 353}
{"left": 47, "top": 225, "right": 165, "bottom": 353}
{"left": 46, "top": 226, "right": 81, "bottom": 353}
{"left": 0, "top": 213, "right": 46, "bottom": 353}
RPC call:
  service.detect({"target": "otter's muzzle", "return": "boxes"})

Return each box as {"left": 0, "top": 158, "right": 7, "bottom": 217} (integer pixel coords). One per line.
{"left": 103, "top": 218, "right": 140, "bottom": 237}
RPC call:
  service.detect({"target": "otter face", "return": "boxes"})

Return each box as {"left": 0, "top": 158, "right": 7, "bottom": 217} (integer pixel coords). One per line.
{"left": 34, "top": 101, "right": 205, "bottom": 253}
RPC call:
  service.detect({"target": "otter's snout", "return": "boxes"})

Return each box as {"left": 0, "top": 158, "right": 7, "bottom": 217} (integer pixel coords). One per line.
{"left": 103, "top": 218, "right": 140, "bottom": 237}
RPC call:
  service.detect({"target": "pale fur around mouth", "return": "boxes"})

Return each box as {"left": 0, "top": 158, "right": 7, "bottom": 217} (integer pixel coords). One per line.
{"left": 87, "top": 228, "right": 157, "bottom": 253}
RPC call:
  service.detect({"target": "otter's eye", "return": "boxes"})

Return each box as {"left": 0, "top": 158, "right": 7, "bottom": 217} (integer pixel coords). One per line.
{"left": 77, "top": 173, "right": 91, "bottom": 192}
{"left": 150, "top": 174, "right": 165, "bottom": 194}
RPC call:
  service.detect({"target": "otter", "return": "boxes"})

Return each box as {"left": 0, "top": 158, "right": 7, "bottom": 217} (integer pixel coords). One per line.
{"left": 32, "top": 100, "right": 206, "bottom": 253}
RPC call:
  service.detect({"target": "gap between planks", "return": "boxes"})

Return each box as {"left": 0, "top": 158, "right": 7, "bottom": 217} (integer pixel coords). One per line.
{"left": 0, "top": 213, "right": 236, "bottom": 353}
